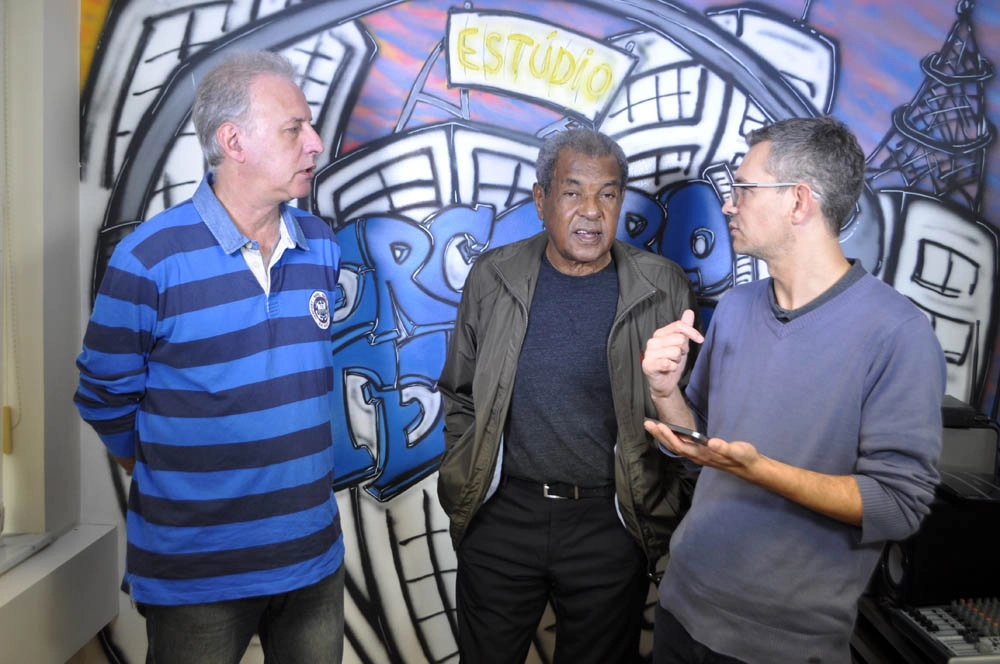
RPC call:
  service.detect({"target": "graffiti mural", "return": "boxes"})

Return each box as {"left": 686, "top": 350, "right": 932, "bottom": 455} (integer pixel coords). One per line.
{"left": 78, "top": 0, "right": 999, "bottom": 662}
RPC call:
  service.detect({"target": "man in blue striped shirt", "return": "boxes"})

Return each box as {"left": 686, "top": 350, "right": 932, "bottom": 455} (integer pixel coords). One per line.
{"left": 75, "top": 50, "right": 345, "bottom": 664}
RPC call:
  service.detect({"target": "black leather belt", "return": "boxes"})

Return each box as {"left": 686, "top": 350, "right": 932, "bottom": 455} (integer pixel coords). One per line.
{"left": 504, "top": 475, "right": 614, "bottom": 500}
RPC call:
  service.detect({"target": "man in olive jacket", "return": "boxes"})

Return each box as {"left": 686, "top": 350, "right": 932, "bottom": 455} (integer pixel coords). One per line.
{"left": 437, "top": 129, "right": 699, "bottom": 664}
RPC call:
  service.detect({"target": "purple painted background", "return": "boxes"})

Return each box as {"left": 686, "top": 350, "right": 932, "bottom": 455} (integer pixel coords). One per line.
{"left": 345, "top": 0, "right": 999, "bottom": 214}
{"left": 340, "top": 0, "right": 1000, "bottom": 412}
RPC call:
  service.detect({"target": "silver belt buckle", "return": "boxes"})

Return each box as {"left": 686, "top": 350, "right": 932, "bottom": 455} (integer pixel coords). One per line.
{"left": 543, "top": 483, "right": 576, "bottom": 499}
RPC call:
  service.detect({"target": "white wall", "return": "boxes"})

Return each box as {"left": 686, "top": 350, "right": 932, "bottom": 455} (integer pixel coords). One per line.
{"left": 2, "top": 0, "right": 81, "bottom": 536}
{"left": 0, "top": 1, "right": 118, "bottom": 662}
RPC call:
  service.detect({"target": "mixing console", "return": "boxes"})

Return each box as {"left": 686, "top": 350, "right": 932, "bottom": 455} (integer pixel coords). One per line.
{"left": 890, "top": 598, "right": 1000, "bottom": 662}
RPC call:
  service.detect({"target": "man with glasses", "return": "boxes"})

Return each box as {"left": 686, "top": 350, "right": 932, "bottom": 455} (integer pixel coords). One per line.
{"left": 641, "top": 117, "right": 945, "bottom": 663}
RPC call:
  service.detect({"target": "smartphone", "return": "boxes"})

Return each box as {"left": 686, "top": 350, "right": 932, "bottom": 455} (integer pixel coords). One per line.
{"left": 646, "top": 419, "right": 709, "bottom": 445}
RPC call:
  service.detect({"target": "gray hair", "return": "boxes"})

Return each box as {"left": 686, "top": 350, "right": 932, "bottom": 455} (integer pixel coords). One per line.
{"left": 746, "top": 116, "right": 865, "bottom": 234}
{"left": 535, "top": 129, "right": 628, "bottom": 193}
{"left": 192, "top": 50, "right": 299, "bottom": 167}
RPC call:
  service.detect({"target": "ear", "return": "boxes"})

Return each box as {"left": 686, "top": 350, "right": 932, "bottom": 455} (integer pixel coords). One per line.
{"left": 788, "top": 183, "right": 816, "bottom": 226}
{"left": 532, "top": 182, "right": 546, "bottom": 221}
{"left": 216, "top": 121, "right": 245, "bottom": 163}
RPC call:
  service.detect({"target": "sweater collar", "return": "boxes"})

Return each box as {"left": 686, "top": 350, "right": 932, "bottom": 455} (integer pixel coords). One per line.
{"left": 768, "top": 259, "right": 866, "bottom": 323}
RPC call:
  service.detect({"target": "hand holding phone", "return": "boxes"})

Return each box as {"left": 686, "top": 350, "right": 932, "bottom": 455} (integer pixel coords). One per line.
{"left": 646, "top": 419, "right": 709, "bottom": 446}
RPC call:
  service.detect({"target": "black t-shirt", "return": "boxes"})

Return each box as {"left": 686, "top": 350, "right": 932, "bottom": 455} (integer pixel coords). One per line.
{"left": 502, "top": 255, "right": 619, "bottom": 487}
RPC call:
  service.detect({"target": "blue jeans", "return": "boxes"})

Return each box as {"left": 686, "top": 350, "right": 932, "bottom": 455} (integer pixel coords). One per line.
{"left": 141, "top": 565, "right": 345, "bottom": 664}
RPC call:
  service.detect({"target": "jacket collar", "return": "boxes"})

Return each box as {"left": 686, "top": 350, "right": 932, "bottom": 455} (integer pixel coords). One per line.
{"left": 492, "top": 232, "right": 657, "bottom": 309}
{"left": 610, "top": 240, "right": 660, "bottom": 307}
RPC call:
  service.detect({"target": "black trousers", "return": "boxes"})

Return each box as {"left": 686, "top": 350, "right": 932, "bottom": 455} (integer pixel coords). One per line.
{"left": 653, "top": 603, "right": 747, "bottom": 664}
{"left": 456, "top": 476, "right": 649, "bottom": 664}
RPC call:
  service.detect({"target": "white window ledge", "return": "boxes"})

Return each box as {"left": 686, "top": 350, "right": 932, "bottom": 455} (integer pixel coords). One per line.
{"left": 0, "top": 532, "right": 58, "bottom": 577}
{"left": 0, "top": 524, "right": 118, "bottom": 664}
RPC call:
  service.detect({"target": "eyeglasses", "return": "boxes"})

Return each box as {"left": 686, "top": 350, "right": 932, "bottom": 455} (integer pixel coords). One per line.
{"left": 724, "top": 173, "right": 823, "bottom": 207}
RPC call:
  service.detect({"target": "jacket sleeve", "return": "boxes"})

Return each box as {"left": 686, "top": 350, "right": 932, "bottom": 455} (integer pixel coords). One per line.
{"left": 662, "top": 263, "right": 703, "bottom": 481}
{"left": 74, "top": 245, "right": 158, "bottom": 459}
{"left": 676, "top": 270, "right": 702, "bottom": 380}
{"left": 438, "top": 260, "right": 484, "bottom": 454}
{"left": 435, "top": 258, "right": 489, "bottom": 520}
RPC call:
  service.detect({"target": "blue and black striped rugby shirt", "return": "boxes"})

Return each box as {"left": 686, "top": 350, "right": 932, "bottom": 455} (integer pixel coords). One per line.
{"left": 75, "top": 174, "right": 345, "bottom": 605}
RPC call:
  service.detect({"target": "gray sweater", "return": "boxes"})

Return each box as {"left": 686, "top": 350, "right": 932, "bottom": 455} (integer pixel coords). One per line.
{"left": 660, "top": 270, "right": 945, "bottom": 664}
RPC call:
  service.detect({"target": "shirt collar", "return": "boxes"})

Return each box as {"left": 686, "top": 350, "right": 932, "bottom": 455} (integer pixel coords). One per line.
{"left": 192, "top": 172, "right": 310, "bottom": 255}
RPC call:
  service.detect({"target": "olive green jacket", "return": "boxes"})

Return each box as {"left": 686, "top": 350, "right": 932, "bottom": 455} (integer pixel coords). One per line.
{"left": 437, "top": 232, "right": 699, "bottom": 565}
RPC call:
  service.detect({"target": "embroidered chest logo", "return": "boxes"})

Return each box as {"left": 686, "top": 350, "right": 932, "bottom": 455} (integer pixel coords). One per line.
{"left": 309, "top": 290, "right": 331, "bottom": 330}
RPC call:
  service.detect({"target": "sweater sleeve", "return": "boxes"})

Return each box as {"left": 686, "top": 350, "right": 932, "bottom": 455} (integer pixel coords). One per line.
{"left": 74, "top": 244, "right": 159, "bottom": 459}
{"left": 854, "top": 314, "right": 945, "bottom": 544}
